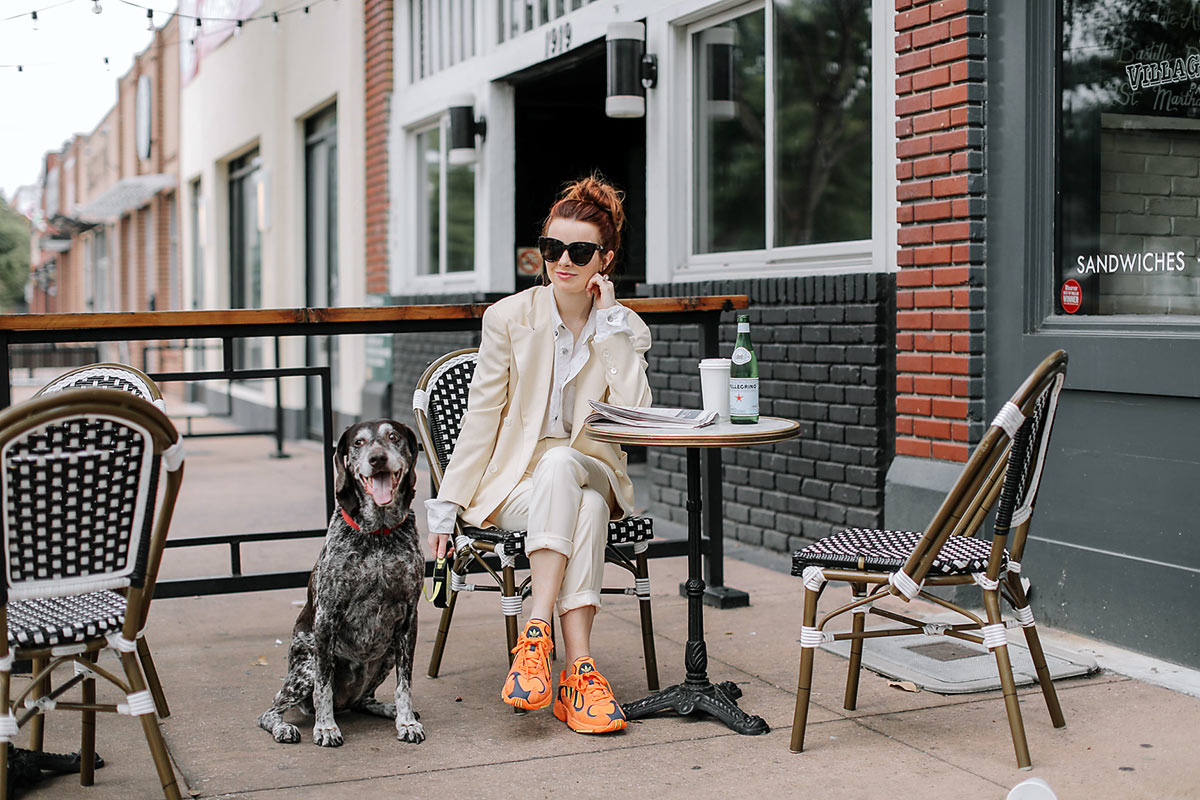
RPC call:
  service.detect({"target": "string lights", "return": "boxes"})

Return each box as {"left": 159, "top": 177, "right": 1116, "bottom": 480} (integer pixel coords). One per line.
{"left": 0, "top": 0, "right": 338, "bottom": 72}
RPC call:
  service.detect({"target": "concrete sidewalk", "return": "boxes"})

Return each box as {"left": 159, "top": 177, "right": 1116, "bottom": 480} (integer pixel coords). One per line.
{"left": 11, "top": 407, "right": 1200, "bottom": 799}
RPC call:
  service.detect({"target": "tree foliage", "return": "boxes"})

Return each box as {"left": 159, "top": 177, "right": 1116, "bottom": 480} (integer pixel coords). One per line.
{"left": 0, "top": 198, "right": 31, "bottom": 312}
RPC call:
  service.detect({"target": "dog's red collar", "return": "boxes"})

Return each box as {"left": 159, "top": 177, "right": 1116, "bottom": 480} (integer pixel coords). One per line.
{"left": 340, "top": 507, "right": 409, "bottom": 536}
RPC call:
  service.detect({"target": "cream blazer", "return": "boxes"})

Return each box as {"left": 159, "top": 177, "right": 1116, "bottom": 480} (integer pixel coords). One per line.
{"left": 436, "top": 285, "right": 653, "bottom": 529}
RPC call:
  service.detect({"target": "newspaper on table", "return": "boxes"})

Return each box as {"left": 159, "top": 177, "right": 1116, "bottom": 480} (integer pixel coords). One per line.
{"left": 586, "top": 400, "right": 718, "bottom": 428}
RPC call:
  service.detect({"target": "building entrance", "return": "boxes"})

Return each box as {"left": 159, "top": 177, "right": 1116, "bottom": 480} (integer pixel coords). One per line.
{"left": 510, "top": 40, "right": 646, "bottom": 296}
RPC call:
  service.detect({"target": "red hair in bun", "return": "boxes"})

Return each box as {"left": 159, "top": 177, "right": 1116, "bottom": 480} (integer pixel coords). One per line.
{"left": 543, "top": 173, "right": 626, "bottom": 271}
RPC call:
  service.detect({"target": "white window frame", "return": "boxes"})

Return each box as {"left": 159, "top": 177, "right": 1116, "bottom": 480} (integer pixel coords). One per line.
{"left": 406, "top": 114, "right": 480, "bottom": 288}
{"left": 652, "top": 0, "right": 895, "bottom": 282}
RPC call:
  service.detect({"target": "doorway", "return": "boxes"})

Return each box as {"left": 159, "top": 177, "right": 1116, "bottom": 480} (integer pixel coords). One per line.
{"left": 510, "top": 40, "right": 646, "bottom": 297}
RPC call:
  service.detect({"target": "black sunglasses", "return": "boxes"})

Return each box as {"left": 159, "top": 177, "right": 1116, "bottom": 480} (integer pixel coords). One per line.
{"left": 538, "top": 236, "right": 605, "bottom": 267}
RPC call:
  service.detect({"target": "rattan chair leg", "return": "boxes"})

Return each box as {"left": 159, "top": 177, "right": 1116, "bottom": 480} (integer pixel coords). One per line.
{"left": 1006, "top": 577, "right": 1065, "bottom": 728}
{"left": 137, "top": 639, "right": 170, "bottom": 719}
{"left": 118, "top": 650, "right": 181, "bottom": 800}
{"left": 81, "top": 653, "right": 97, "bottom": 786}
{"left": 28, "top": 656, "right": 46, "bottom": 752}
{"left": 843, "top": 583, "right": 868, "bottom": 711}
{"left": 789, "top": 588, "right": 821, "bottom": 753}
{"left": 635, "top": 550, "right": 659, "bottom": 691}
{"left": 427, "top": 589, "right": 460, "bottom": 679}
{"left": 984, "top": 592, "right": 1032, "bottom": 769}
{"left": 0, "top": 667, "right": 11, "bottom": 797}
{"left": 500, "top": 565, "right": 524, "bottom": 716}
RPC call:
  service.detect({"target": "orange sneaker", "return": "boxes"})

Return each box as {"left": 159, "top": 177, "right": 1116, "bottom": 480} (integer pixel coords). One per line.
{"left": 501, "top": 619, "right": 553, "bottom": 710}
{"left": 553, "top": 656, "right": 627, "bottom": 733}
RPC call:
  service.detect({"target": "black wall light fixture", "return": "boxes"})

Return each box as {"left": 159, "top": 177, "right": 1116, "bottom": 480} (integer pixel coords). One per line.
{"left": 448, "top": 98, "right": 488, "bottom": 165}
{"left": 606, "top": 22, "right": 658, "bottom": 119}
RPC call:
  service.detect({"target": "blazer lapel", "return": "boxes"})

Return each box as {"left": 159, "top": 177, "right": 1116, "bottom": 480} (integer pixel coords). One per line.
{"left": 513, "top": 286, "right": 556, "bottom": 433}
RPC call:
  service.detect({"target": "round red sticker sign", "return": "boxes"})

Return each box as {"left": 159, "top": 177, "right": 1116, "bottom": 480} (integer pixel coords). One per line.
{"left": 1060, "top": 279, "right": 1082, "bottom": 314}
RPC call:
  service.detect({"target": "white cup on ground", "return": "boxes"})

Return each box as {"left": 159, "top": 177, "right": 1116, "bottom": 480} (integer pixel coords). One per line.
{"left": 1006, "top": 778, "right": 1057, "bottom": 800}
{"left": 699, "top": 358, "right": 731, "bottom": 421}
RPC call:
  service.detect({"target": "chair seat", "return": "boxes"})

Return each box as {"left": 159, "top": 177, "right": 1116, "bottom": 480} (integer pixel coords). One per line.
{"left": 6, "top": 590, "right": 127, "bottom": 649}
{"left": 791, "top": 527, "right": 1008, "bottom": 577}
{"left": 464, "top": 515, "right": 654, "bottom": 555}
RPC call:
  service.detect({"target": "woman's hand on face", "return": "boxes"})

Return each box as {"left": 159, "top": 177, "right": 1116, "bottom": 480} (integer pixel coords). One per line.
{"left": 588, "top": 272, "right": 616, "bottom": 309}
{"left": 428, "top": 532, "right": 453, "bottom": 560}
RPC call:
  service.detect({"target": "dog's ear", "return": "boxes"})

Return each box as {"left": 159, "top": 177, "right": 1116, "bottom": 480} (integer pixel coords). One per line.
{"left": 334, "top": 424, "right": 359, "bottom": 519}
{"left": 394, "top": 421, "right": 420, "bottom": 509}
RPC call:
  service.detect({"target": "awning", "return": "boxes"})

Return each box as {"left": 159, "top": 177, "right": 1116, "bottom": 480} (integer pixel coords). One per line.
{"left": 76, "top": 174, "right": 176, "bottom": 223}
{"left": 41, "top": 237, "right": 72, "bottom": 253}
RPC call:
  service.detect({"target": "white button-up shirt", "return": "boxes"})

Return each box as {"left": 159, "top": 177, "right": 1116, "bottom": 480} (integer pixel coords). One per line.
{"left": 424, "top": 302, "right": 632, "bottom": 536}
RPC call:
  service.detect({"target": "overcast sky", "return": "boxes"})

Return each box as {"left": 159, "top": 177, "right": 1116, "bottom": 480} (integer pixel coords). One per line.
{"left": 0, "top": 0, "right": 164, "bottom": 200}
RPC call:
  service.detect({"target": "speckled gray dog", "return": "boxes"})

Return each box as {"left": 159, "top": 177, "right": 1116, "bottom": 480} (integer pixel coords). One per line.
{"left": 258, "top": 420, "right": 426, "bottom": 746}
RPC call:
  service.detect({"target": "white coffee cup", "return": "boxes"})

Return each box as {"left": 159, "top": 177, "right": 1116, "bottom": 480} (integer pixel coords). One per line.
{"left": 699, "top": 358, "right": 731, "bottom": 421}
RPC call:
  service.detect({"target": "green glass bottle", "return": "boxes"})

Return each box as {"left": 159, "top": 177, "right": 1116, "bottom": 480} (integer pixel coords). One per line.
{"left": 728, "top": 314, "right": 759, "bottom": 424}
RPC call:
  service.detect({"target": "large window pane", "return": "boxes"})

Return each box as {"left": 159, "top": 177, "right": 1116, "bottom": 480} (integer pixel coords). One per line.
{"left": 447, "top": 161, "right": 475, "bottom": 272}
{"left": 775, "top": 0, "right": 872, "bottom": 246}
{"left": 418, "top": 128, "right": 441, "bottom": 275}
{"left": 696, "top": 14, "right": 768, "bottom": 255}
{"left": 1060, "top": 0, "right": 1200, "bottom": 316}
{"left": 693, "top": 12, "right": 766, "bottom": 254}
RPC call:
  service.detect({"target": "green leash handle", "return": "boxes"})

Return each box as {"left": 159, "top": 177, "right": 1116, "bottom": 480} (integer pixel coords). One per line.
{"left": 424, "top": 556, "right": 449, "bottom": 608}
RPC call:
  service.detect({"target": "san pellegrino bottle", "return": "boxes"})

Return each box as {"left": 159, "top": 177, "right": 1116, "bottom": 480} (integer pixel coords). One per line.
{"left": 729, "top": 314, "right": 759, "bottom": 424}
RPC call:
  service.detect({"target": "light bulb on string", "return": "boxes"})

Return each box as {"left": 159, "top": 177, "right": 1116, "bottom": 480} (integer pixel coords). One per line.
{"left": 91, "top": 0, "right": 102, "bottom": 14}
{"left": 272, "top": 11, "right": 280, "bottom": 31}
{"left": 234, "top": 19, "right": 243, "bottom": 36}
{"left": 303, "top": 6, "right": 311, "bottom": 20}
{"left": 195, "top": 16, "right": 202, "bottom": 30}
{"left": 104, "top": 56, "right": 110, "bottom": 71}
{"left": 31, "top": 11, "right": 38, "bottom": 31}
{"left": 146, "top": 9, "right": 154, "bottom": 31}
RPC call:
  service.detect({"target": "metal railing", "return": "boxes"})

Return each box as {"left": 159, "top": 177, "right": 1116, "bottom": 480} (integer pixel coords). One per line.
{"left": 0, "top": 296, "right": 747, "bottom": 598}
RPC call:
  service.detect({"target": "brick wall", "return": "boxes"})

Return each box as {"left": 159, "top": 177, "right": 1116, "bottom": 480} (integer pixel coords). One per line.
{"left": 638, "top": 275, "right": 894, "bottom": 552}
{"left": 894, "top": 0, "right": 987, "bottom": 462}
{"left": 364, "top": 0, "right": 394, "bottom": 295}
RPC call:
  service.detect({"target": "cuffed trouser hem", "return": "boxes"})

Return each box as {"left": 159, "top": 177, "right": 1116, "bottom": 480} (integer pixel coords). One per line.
{"left": 557, "top": 590, "right": 602, "bottom": 616}
{"left": 524, "top": 533, "right": 574, "bottom": 558}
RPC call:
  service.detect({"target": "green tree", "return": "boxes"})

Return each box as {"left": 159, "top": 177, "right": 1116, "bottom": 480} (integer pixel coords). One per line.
{"left": 0, "top": 197, "right": 31, "bottom": 312}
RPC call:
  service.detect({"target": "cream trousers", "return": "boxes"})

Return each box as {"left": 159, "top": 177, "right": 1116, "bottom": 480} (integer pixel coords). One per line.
{"left": 490, "top": 438, "right": 613, "bottom": 616}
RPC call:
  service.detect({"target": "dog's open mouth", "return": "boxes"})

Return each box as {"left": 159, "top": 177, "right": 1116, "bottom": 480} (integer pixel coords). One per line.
{"left": 361, "top": 470, "right": 401, "bottom": 506}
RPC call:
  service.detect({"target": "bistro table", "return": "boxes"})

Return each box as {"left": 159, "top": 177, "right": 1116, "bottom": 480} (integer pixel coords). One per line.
{"left": 585, "top": 416, "right": 801, "bottom": 735}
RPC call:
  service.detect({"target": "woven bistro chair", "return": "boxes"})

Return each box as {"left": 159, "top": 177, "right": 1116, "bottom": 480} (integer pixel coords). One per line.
{"left": 35, "top": 363, "right": 171, "bottom": 720}
{"left": 413, "top": 348, "right": 659, "bottom": 690}
{"left": 0, "top": 388, "right": 185, "bottom": 799}
{"left": 788, "top": 350, "right": 1069, "bottom": 770}
{"left": 36, "top": 363, "right": 166, "bottom": 413}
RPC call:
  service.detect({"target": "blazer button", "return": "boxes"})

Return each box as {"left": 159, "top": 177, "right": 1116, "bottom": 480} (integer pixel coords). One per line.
{"left": 610, "top": 368, "right": 618, "bottom": 374}
{"left": 488, "top": 465, "right": 498, "bottom": 474}
{"left": 615, "top": 470, "right": 624, "bottom": 478}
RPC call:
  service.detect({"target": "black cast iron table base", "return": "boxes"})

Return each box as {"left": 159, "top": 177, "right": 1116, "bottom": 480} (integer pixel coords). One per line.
{"left": 623, "top": 672, "right": 769, "bottom": 735}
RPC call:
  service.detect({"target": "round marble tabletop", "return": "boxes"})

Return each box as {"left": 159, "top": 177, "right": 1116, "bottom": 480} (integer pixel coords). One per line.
{"left": 585, "top": 416, "right": 801, "bottom": 448}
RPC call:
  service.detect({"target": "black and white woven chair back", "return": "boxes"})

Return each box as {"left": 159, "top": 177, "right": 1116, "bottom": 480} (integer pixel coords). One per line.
{"left": 419, "top": 352, "right": 478, "bottom": 473}
{"left": 1, "top": 411, "right": 161, "bottom": 605}
{"left": 992, "top": 369, "right": 1066, "bottom": 536}
{"left": 38, "top": 365, "right": 165, "bottom": 413}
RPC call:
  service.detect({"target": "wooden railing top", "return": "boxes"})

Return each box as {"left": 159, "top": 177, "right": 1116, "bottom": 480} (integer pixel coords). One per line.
{"left": 0, "top": 295, "right": 749, "bottom": 332}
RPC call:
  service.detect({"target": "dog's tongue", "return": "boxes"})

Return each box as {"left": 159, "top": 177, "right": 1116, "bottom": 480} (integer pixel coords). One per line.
{"left": 369, "top": 474, "right": 393, "bottom": 506}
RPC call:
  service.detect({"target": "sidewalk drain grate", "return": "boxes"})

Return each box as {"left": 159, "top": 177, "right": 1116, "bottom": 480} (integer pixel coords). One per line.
{"left": 821, "top": 624, "right": 1098, "bottom": 694}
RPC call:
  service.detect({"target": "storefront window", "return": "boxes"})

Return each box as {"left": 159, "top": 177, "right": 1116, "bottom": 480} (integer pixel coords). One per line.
{"left": 417, "top": 122, "right": 475, "bottom": 276}
{"left": 1060, "top": 0, "right": 1200, "bottom": 316}
{"left": 692, "top": 0, "right": 872, "bottom": 257}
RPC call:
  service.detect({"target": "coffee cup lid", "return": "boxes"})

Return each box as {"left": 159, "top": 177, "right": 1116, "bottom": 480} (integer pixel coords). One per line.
{"left": 699, "top": 358, "right": 731, "bottom": 367}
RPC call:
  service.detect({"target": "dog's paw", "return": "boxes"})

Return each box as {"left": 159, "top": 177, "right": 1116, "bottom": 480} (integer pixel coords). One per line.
{"left": 396, "top": 719, "right": 425, "bottom": 744}
{"left": 313, "top": 723, "right": 344, "bottom": 747}
{"left": 272, "top": 723, "right": 302, "bottom": 744}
